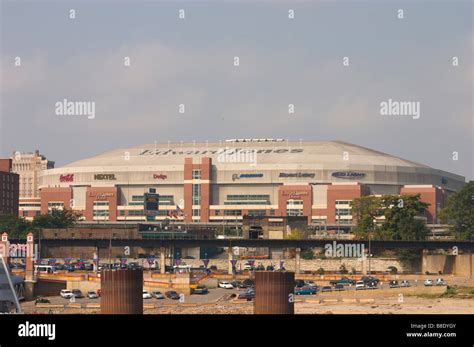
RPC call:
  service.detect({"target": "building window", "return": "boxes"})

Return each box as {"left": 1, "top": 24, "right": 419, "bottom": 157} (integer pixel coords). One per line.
{"left": 192, "top": 184, "right": 201, "bottom": 205}
{"left": 192, "top": 209, "right": 200, "bottom": 217}
{"left": 335, "top": 208, "right": 351, "bottom": 216}
{"left": 247, "top": 210, "right": 266, "bottom": 216}
{"left": 224, "top": 210, "right": 242, "bottom": 216}
{"left": 192, "top": 170, "right": 201, "bottom": 179}
{"left": 48, "top": 201, "right": 64, "bottom": 212}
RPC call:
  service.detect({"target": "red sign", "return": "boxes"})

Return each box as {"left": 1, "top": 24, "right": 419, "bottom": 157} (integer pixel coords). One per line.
{"left": 60, "top": 174, "right": 74, "bottom": 182}
{"left": 88, "top": 192, "right": 114, "bottom": 200}
{"left": 153, "top": 174, "right": 167, "bottom": 180}
{"left": 282, "top": 191, "right": 309, "bottom": 198}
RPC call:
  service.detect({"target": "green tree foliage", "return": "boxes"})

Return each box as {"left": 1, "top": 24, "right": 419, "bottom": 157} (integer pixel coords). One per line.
{"left": 351, "top": 194, "right": 429, "bottom": 241}
{"left": 351, "top": 196, "right": 382, "bottom": 239}
{"left": 379, "top": 194, "right": 430, "bottom": 240}
{"left": 440, "top": 181, "right": 474, "bottom": 240}
{"left": 285, "top": 228, "right": 305, "bottom": 240}
{"left": 300, "top": 248, "right": 314, "bottom": 260}
{"left": 32, "top": 208, "right": 81, "bottom": 229}
{"left": 0, "top": 214, "right": 33, "bottom": 238}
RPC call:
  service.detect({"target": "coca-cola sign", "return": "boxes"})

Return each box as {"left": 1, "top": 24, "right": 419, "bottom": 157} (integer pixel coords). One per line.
{"left": 153, "top": 174, "right": 167, "bottom": 180}
{"left": 60, "top": 174, "right": 74, "bottom": 182}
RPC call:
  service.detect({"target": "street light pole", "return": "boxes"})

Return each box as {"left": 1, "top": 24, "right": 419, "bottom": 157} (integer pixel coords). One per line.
{"left": 368, "top": 230, "right": 371, "bottom": 275}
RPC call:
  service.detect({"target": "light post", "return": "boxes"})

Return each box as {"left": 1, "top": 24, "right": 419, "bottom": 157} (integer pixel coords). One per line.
{"left": 368, "top": 230, "right": 372, "bottom": 275}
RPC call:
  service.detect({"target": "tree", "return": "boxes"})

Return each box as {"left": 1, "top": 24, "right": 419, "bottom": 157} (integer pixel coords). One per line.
{"left": 0, "top": 214, "right": 33, "bottom": 238}
{"left": 351, "top": 196, "right": 382, "bottom": 239}
{"left": 285, "top": 228, "right": 305, "bottom": 240}
{"left": 380, "top": 194, "right": 429, "bottom": 240}
{"left": 440, "top": 181, "right": 474, "bottom": 240}
{"left": 32, "top": 208, "right": 81, "bottom": 229}
{"left": 300, "top": 248, "right": 314, "bottom": 260}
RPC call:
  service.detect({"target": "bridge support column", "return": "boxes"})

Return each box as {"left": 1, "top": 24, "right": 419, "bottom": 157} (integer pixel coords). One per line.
{"left": 295, "top": 248, "right": 301, "bottom": 275}
{"left": 227, "top": 248, "right": 234, "bottom": 275}
{"left": 160, "top": 247, "right": 166, "bottom": 274}
{"left": 1, "top": 233, "right": 9, "bottom": 264}
{"left": 361, "top": 254, "right": 368, "bottom": 275}
{"left": 25, "top": 232, "right": 35, "bottom": 282}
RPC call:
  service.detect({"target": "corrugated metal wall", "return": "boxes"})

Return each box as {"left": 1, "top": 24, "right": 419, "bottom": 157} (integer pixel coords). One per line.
{"left": 100, "top": 268, "right": 143, "bottom": 314}
{"left": 254, "top": 271, "right": 294, "bottom": 314}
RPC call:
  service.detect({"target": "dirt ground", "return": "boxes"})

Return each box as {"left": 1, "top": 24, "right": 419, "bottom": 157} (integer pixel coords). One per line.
{"left": 22, "top": 296, "right": 474, "bottom": 315}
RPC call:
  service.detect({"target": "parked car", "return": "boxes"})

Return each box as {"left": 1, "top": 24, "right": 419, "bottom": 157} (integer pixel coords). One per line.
{"left": 218, "top": 281, "right": 234, "bottom": 289}
{"left": 400, "top": 280, "right": 411, "bottom": 287}
{"left": 65, "top": 265, "right": 75, "bottom": 272}
{"left": 366, "top": 281, "right": 378, "bottom": 289}
{"left": 191, "top": 285, "right": 209, "bottom": 295}
{"left": 329, "top": 277, "right": 356, "bottom": 286}
{"left": 60, "top": 289, "right": 74, "bottom": 299}
{"left": 54, "top": 264, "right": 66, "bottom": 271}
{"left": 304, "top": 281, "right": 317, "bottom": 287}
{"left": 243, "top": 262, "right": 254, "bottom": 270}
{"left": 231, "top": 280, "right": 244, "bottom": 289}
{"left": 165, "top": 291, "right": 180, "bottom": 300}
{"left": 295, "top": 280, "right": 306, "bottom": 288}
{"left": 87, "top": 291, "right": 98, "bottom": 299}
{"left": 295, "top": 286, "right": 317, "bottom": 295}
{"left": 436, "top": 278, "right": 447, "bottom": 286}
{"left": 142, "top": 290, "right": 152, "bottom": 299}
{"left": 321, "top": 286, "right": 333, "bottom": 292}
{"left": 389, "top": 280, "right": 400, "bottom": 288}
{"left": 238, "top": 288, "right": 255, "bottom": 300}
{"left": 151, "top": 291, "right": 165, "bottom": 299}
{"left": 424, "top": 279, "right": 434, "bottom": 286}
{"left": 361, "top": 276, "right": 379, "bottom": 284}
{"left": 242, "top": 279, "right": 254, "bottom": 288}
{"left": 72, "top": 289, "right": 84, "bottom": 298}
{"left": 83, "top": 263, "right": 94, "bottom": 271}
{"left": 355, "top": 281, "right": 365, "bottom": 290}
{"left": 266, "top": 265, "right": 274, "bottom": 271}
{"left": 334, "top": 284, "right": 344, "bottom": 291}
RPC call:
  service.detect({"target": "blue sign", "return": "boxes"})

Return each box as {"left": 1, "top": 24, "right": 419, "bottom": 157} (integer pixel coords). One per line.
{"left": 332, "top": 171, "right": 366, "bottom": 179}
{"left": 232, "top": 173, "right": 264, "bottom": 181}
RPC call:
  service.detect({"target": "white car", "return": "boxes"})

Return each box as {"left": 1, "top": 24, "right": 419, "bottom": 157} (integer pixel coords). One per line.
{"left": 243, "top": 262, "right": 253, "bottom": 270}
{"left": 305, "top": 281, "right": 317, "bottom": 287}
{"left": 436, "top": 278, "right": 447, "bottom": 286}
{"left": 355, "top": 281, "right": 365, "bottom": 290}
{"left": 142, "top": 290, "right": 152, "bottom": 299}
{"left": 218, "top": 281, "right": 234, "bottom": 289}
{"left": 60, "top": 289, "right": 74, "bottom": 299}
{"left": 424, "top": 279, "right": 434, "bottom": 286}
{"left": 87, "top": 291, "right": 99, "bottom": 299}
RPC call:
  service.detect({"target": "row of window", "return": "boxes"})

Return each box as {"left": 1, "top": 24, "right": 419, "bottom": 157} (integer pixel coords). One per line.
{"left": 226, "top": 194, "right": 270, "bottom": 201}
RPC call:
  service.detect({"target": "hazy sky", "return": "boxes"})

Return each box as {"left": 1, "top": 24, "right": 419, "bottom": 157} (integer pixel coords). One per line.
{"left": 1, "top": 1, "right": 472, "bottom": 179}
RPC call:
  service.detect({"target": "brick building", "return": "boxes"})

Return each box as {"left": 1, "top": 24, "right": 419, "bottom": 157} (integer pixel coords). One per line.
{"left": 28, "top": 139, "right": 464, "bottom": 225}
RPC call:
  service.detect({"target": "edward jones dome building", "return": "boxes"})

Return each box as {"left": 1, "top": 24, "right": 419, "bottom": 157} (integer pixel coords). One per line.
{"left": 23, "top": 139, "right": 465, "bottom": 226}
